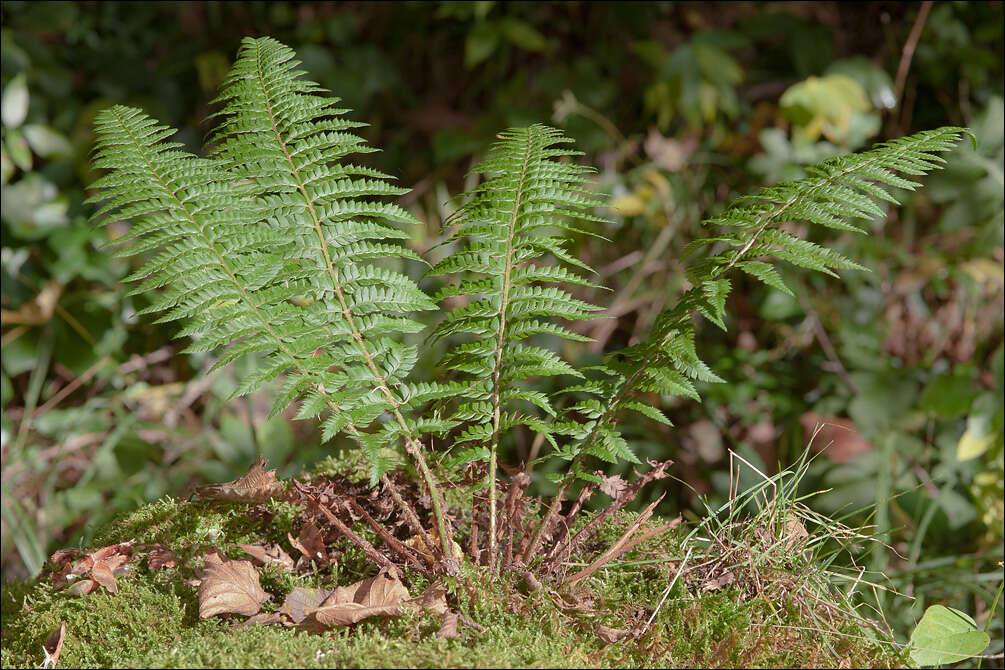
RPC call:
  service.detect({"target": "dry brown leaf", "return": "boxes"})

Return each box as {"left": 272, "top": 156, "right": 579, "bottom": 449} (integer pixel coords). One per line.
{"left": 279, "top": 587, "right": 333, "bottom": 625}
{"left": 41, "top": 621, "right": 66, "bottom": 669}
{"left": 783, "top": 515, "right": 810, "bottom": 553}
{"left": 50, "top": 565, "right": 72, "bottom": 589}
{"left": 67, "top": 540, "right": 135, "bottom": 578}
{"left": 64, "top": 579, "right": 97, "bottom": 597}
{"left": 403, "top": 530, "right": 464, "bottom": 564}
{"left": 703, "top": 570, "right": 736, "bottom": 591}
{"left": 194, "top": 455, "right": 285, "bottom": 503}
{"left": 307, "top": 566, "right": 409, "bottom": 627}
{"left": 801, "top": 413, "right": 871, "bottom": 463}
{"left": 596, "top": 624, "right": 632, "bottom": 644}
{"left": 403, "top": 580, "right": 448, "bottom": 616}
{"left": 598, "top": 473, "right": 628, "bottom": 499}
{"left": 288, "top": 521, "right": 329, "bottom": 566}
{"left": 436, "top": 611, "right": 459, "bottom": 639}
{"left": 147, "top": 545, "right": 178, "bottom": 570}
{"left": 239, "top": 543, "right": 295, "bottom": 572}
{"left": 198, "top": 558, "right": 271, "bottom": 619}
{"left": 48, "top": 549, "right": 82, "bottom": 569}
{"left": 91, "top": 560, "right": 117, "bottom": 594}
{"left": 89, "top": 539, "right": 135, "bottom": 563}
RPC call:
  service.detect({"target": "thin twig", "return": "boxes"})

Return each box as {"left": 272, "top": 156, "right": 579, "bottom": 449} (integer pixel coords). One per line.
{"left": 894, "top": 1, "right": 934, "bottom": 109}
{"left": 562, "top": 493, "right": 666, "bottom": 586}
{"left": 294, "top": 480, "right": 393, "bottom": 570}
{"left": 343, "top": 497, "right": 432, "bottom": 574}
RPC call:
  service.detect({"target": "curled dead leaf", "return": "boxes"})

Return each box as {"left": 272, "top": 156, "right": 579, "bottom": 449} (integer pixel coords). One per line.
{"left": 596, "top": 623, "right": 633, "bottom": 644}
{"left": 146, "top": 545, "right": 178, "bottom": 570}
{"left": 403, "top": 580, "right": 448, "bottom": 616}
{"left": 195, "top": 455, "right": 285, "bottom": 503}
{"left": 48, "top": 549, "right": 82, "bottom": 569}
{"left": 703, "top": 570, "right": 736, "bottom": 591}
{"left": 41, "top": 621, "right": 66, "bottom": 669}
{"left": 279, "top": 587, "right": 333, "bottom": 625}
{"left": 64, "top": 579, "right": 97, "bottom": 597}
{"left": 198, "top": 558, "right": 271, "bottom": 619}
{"left": 288, "top": 521, "right": 329, "bottom": 567}
{"left": 598, "top": 473, "right": 628, "bottom": 499}
{"left": 307, "top": 566, "right": 409, "bottom": 628}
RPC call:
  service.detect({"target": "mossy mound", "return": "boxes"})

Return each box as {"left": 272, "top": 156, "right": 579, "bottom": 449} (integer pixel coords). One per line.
{"left": 2, "top": 466, "right": 901, "bottom": 668}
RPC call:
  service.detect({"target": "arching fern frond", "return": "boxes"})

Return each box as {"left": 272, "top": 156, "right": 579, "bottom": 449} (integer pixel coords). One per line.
{"left": 523, "top": 126, "right": 972, "bottom": 564}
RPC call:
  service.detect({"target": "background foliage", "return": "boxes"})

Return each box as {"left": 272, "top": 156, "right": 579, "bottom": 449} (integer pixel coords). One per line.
{"left": 2, "top": 0, "right": 1002, "bottom": 657}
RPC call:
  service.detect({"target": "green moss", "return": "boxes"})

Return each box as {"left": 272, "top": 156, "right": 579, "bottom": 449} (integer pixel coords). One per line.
{"left": 1, "top": 484, "right": 901, "bottom": 668}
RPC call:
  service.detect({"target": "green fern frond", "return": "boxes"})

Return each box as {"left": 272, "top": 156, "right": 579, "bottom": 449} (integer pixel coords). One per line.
{"left": 559, "top": 126, "right": 970, "bottom": 479}
{"left": 428, "top": 124, "right": 611, "bottom": 564}
{"left": 208, "top": 37, "right": 432, "bottom": 439}
{"left": 89, "top": 37, "right": 457, "bottom": 558}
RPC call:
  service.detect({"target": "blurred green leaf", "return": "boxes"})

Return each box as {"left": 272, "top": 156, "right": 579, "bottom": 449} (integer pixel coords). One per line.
{"left": 22, "top": 123, "right": 72, "bottom": 158}
{"left": 920, "top": 372, "right": 978, "bottom": 420}
{"left": 5, "top": 131, "right": 32, "bottom": 171}
{"left": 2, "top": 73, "right": 29, "bottom": 129}
{"left": 498, "top": 18, "right": 552, "bottom": 53}
{"left": 465, "top": 21, "right": 500, "bottom": 68}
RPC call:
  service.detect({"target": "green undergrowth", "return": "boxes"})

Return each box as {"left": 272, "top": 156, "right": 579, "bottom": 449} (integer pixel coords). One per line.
{"left": 2, "top": 466, "right": 901, "bottom": 669}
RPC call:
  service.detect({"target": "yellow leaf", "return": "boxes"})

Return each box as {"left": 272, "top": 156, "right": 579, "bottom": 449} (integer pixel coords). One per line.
{"left": 609, "top": 193, "right": 647, "bottom": 217}
{"left": 961, "top": 258, "right": 1004, "bottom": 286}
{"left": 957, "top": 414, "right": 996, "bottom": 461}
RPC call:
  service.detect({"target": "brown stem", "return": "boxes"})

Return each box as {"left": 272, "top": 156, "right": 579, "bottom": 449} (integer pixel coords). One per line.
{"left": 542, "top": 459, "right": 673, "bottom": 574}
{"left": 293, "top": 480, "right": 392, "bottom": 570}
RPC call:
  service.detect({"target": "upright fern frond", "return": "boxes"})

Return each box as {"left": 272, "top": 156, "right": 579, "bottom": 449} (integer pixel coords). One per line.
{"left": 207, "top": 36, "right": 456, "bottom": 559}
{"left": 208, "top": 38, "right": 434, "bottom": 455}
{"left": 429, "top": 124, "right": 608, "bottom": 565}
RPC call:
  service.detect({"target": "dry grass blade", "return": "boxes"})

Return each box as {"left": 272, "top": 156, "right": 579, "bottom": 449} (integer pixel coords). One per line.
{"left": 563, "top": 493, "right": 672, "bottom": 586}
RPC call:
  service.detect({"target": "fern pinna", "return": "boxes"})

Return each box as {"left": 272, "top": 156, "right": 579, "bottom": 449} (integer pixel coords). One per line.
{"left": 428, "top": 125, "right": 607, "bottom": 565}
{"left": 90, "top": 36, "right": 454, "bottom": 563}
{"left": 520, "top": 127, "right": 971, "bottom": 566}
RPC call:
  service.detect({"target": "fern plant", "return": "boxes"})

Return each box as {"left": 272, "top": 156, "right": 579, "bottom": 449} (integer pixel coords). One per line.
{"left": 88, "top": 35, "right": 971, "bottom": 577}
